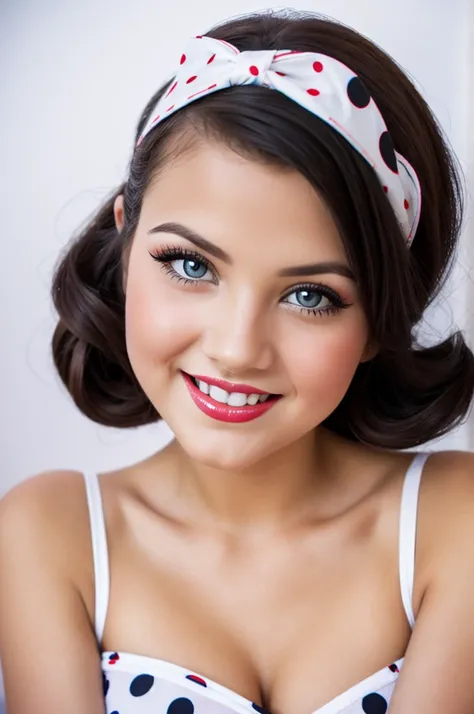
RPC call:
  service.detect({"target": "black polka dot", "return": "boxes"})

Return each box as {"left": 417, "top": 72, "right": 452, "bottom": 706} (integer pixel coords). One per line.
{"left": 252, "top": 703, "right": 270, "bottom": 714}
{"left": 129, "top": 673, "right": 154, "bottom": 696}
{"left": 167, "top": 697, "right": 195, "bottom": 714}
{"left": 347, "top": 76, "right": 371, "bottom": 108}
{"left": 102, "top": 673, "right": 110, "bottom": 696}
{"left": 362, "top": 692, "right": 388, "bottom": 713}
{"left": 252, "top": 704, "right": 272, "bottom": 714}
{"left": 379, "top": 131, "right": 398, "bottom": 174}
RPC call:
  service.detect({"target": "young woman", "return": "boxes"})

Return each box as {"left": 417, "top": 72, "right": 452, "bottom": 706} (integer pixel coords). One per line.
{"left": 2, "top": 9, "right": 474, "bottom": 714}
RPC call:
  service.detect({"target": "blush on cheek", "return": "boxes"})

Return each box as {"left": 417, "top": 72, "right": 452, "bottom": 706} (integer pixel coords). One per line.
{"left": 124, "top": 274, "right": 205, "bottom": 381}
{"left": 289, "top": 326, "right": 366, "bottom": 411}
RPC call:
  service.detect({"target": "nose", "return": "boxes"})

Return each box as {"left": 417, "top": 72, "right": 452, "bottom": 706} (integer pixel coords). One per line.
{"left": 201, "top": 287, "right": 274, "bottom": 375}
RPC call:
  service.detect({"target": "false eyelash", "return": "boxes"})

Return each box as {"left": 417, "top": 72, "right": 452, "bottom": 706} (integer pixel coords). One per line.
{"left": 149, "top": 245, "right": 212, "bottom": 268}
{"left": 149, "top": 245, "right": 352, "bottom": 317}
{"left": 149, "top": 245, "right": 217, "bottom": 284}
{"left": 281, "top": 282, "right": 352, "bottom": 314}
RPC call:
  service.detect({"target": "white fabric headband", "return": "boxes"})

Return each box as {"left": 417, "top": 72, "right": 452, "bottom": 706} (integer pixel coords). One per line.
{"left": 137, "top": 35, "right": 422, "bottom": 245}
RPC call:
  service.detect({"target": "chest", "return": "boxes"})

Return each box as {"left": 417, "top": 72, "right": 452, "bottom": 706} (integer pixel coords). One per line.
{"left": 99, "top": 510, "right": 410, "bottom": 714}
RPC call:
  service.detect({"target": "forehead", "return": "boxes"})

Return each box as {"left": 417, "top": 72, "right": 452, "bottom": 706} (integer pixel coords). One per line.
{"left": 140, "top": 139, "right": 347, "bottom": 264}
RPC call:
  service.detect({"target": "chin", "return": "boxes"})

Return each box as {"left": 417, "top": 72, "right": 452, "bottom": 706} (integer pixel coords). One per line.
{"left": 175, "top": 429, "right": 276, "bottom": 472}
{"left": 175, "top": 420, "right": 314, "bottom": 472}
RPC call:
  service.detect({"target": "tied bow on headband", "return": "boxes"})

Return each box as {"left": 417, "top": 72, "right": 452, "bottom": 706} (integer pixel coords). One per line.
{"left": 137, "top": 35, "right": 422, "bottom": 245}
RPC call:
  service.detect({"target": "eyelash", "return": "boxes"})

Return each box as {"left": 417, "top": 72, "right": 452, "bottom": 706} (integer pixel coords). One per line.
{"left": 149, "top": 245, "right": 352, "bottom": 318}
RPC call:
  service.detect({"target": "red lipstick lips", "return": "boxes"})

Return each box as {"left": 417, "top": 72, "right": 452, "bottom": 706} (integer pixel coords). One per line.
{"left": 181, "top": 371, "right": 281, "bottom": 423}
{"left": 190, "top": 374, "right": 270, "bottom": 395}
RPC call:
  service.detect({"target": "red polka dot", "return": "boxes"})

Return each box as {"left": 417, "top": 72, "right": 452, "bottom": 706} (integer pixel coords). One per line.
{"left": 151, "top": 114, "right": 161, "bottom": 124}
{"left": 383, "top": 186, "right": 388, "bottom": 193}
{"left": 404, "top": 199, "right": 410, "bottom": 209}
{"left": 313, "top": 61, "right": 324, "bottom": 72}
{"left": 196, "top": 35, "right": 203, "bottom": 39}
{"left": 275, "top": 71, "right": 286, "bottom": 76}
{"left": 166, "top": 80, "right": 178, "bottom": 97}
{"left": 166, "top": 105, "right": 175, "bottom": 112}
{"left": 180, "top": 54, "right": 186, "bottom": 65}
{"left": 307, "top": 88, "right": 320, "bottom": 96}
{"left": 207, "top": 53, "right": 216, "bottom": 64}
{"left": 186, "top": 674, "right": 207, "bottom": 686}
{"left": 186, "top": 75, "right": 198, "bottom": 84}
{"left": 249, "top": 65, "right": 259, "bottom": 76}
{"left": 187, "top": 83, "right": 218, "bottom": 100}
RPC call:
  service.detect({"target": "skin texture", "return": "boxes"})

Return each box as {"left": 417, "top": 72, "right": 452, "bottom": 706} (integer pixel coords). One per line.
{"left": 1, "top": 139, "right": 474, "bottom": 714}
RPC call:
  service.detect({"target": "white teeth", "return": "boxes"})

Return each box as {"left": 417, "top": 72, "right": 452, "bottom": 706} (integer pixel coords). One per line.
{"left": 193, "top": 378, "right": 272, "bottom": 406}
{"left": 246, "top": 393, "right": 260, "bottom": 406}
{"left": 227, "top": 392, "right": 248, "bottom": 407}
{"left": 208, "top": 385, "right": 229, "bottom": 403}
{"left": 197, "top": 380, "right": 209, "bottom": 395}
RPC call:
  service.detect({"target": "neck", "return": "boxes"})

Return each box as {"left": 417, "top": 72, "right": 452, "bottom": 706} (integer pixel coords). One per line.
{"left": 166, "top": 427, "right": 338, "bottom": 534}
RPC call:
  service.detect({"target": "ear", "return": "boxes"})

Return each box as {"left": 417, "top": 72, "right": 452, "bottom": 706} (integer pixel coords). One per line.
{"left": 113, "top": 194, "right": 129, "bottom": 293}
{"left": 113, "top": 194, "right": 125, "bottom": 233}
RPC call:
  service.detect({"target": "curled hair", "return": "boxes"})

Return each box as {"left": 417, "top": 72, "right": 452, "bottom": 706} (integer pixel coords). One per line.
{"left": 51, "top": 9, "right": 474, "bottom": 448}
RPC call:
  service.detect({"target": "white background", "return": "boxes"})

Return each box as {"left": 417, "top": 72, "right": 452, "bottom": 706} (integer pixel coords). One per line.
{"left": 1, "top": 0, "right": 474, "bottom": 500}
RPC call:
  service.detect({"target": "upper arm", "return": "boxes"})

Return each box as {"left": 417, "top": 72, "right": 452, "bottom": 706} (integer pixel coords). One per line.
{"left": 0, "top": 472, "right": 105, "bottom": 714}
{"left": 388, "top": 451, "right": 474, "bottom": 714}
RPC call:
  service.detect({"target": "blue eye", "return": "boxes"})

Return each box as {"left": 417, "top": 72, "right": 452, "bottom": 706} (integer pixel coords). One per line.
{"left": 285, "top": 288, "right": 331, "bottom": 311}
{"left": 150, "top": 247, "right": 351, "bottom": 318}
{"left": 149, "top": 247, "right": 216, "bottom": 284}
{"left": 282, "top": 283, "right": 350, "bottom": 317}
{"left": 174, "top": 257, "right": 210, "bottom": 280}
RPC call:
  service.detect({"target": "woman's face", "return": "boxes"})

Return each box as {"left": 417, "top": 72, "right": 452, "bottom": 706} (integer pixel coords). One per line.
{"left": 115, "top": 139, "right": 373, "bottom": 470}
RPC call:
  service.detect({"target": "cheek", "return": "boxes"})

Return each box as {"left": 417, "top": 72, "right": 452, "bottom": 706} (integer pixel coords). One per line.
{"left": 282, "top": 315, "right": 369, "bottom": 404}
{"left": 124, "top": 263, "right": 200, "bottom": 372}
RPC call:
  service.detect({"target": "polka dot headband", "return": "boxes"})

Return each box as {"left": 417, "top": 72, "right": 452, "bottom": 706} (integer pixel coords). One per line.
{"left": 137, "top": 35, "right": 422, "bottom": 245}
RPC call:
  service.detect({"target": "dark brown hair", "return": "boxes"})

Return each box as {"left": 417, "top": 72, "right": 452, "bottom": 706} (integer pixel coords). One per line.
{"left": 51, "top": 9, "right": 474, "bottom": 448}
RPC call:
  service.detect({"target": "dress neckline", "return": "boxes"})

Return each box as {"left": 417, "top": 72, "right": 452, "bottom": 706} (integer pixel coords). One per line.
{"left": 101, "top": 649, "right": 404, "bottom": 714}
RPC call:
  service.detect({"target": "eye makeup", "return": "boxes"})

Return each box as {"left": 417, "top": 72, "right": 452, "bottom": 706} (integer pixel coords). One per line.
{"left": 149, "top": 244, "right": 353, "bottom": 318}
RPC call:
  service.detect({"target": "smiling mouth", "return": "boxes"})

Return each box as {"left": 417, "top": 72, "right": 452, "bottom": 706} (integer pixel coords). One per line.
{"left": 188, "top": 374, "right": 279, "bottom": 407}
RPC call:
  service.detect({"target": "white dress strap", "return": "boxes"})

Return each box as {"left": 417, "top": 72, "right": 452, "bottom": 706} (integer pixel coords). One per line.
{"left": 82, "top": 471, "right": 110, "bottom": 647}
{"left": 398, "top": 452, "right": 430, "bottom": 629}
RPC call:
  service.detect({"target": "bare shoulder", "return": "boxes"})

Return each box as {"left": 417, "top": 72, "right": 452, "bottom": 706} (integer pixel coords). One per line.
{"left": 1, "top": 469, "right": 86, "bottom": 522}
{"left": 416, "top": 449, "right": 474, "bottom": 589}
{"left": 1, "top": 469, "right": 89, "bottom": 531}
{"left": 0, "top": 469, "right": 94, "bottom": 594}
{"left": 1, "top": 468, "right": 87, "bottom": 507}
{"left": 0, "top": 470, "right": 108, "bottom": 712}
{"left": 384, "top": 451, "right": 474, "bottom": 712}
{"left": 419, "top": 449, "right": 474, "bottom": 522}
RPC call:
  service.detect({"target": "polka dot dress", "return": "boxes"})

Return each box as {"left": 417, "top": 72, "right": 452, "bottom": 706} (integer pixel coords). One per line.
{"left": 101, "top": 650, "right": 403, "bottom": 714}
{"left": 82, "top": 453, "right": 431, "bottom": 714}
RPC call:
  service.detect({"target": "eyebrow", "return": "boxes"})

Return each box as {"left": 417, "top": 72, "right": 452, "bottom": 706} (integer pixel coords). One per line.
{"left": 147, "top": 222, "right": 355, "bottom": 281}
{"left": 148, "top": 222, "right": 230, "bottom": 263}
